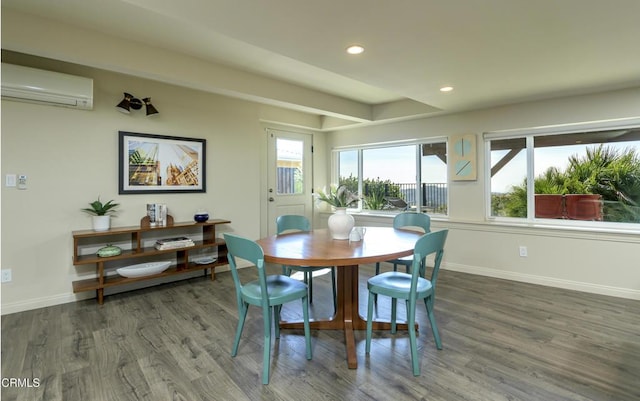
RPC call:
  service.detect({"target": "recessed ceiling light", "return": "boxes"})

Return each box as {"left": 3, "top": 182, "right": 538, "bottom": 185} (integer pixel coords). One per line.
{"left": 440, "top": 86, "right": 454, "bottom": 92}
{"left": 346, "top": 45, "right": 365, "bottom": 55}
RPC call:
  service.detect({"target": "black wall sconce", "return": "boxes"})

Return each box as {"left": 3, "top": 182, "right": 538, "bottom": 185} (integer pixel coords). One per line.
{"left": 116, "top": 92, "right": 159, "bottom": 116}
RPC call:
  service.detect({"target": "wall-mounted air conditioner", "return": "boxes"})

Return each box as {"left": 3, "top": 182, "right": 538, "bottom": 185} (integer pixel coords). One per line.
{"left": 1, "top": 63, "right": 93, "bottom": 110}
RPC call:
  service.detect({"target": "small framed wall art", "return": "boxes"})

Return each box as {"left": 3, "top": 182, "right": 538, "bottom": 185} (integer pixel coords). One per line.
{"left": 449, "top": 133, "right": 477, "bottom": 181}
{"left": 119, "top": 131, "right": 206, "bottom": 194}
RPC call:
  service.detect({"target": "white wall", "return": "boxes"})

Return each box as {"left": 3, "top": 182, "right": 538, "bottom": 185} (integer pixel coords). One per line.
{"left": 2, "top": 11, "right": 639, "bottom": 313}
{"left": 326, "top": 88, "right": 640, "bottom": 299}
{"left": 2, "top": 60, "right": 638, "bottom": 316}
{"left": 0, "top": 55, "right": 322, "bottom": 314}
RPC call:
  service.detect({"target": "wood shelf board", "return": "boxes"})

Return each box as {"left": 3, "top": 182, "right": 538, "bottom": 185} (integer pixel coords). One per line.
{"left": 72, "top": 219, "right": 231, "bottom": 238}
{"left": 74, "top": 240, "right": 226, "bottom": 265}
{"left": 72, "top": 261, "right": 226, "bottom": 293}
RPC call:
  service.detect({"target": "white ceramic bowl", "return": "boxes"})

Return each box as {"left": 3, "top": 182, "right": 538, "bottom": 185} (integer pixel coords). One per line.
{"left": 116, "top": 261, "right": 171, "bottom": 278}
{"left": 192, "top": 256, "right": 217, "bottom": 265}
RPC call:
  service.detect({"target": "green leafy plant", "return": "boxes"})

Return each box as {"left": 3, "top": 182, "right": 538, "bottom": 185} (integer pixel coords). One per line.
{"left": 361, "top": 177, "right": 402, "bottom": 210}
{"left": 315, "top": 185, "right": 359, "bottom": 208}
{"left": 338, "top": 175, "right": 403, "bottom": 210}
{"left": 82, "top": 197, "right": 120, "bottom": 216}
{"left": 496, "top": 145, "right": 640, "bottom": 222}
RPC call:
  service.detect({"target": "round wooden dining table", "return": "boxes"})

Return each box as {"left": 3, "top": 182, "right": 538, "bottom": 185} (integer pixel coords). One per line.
{"left": 255, "top": 226, "right": 422, "bottom": 369}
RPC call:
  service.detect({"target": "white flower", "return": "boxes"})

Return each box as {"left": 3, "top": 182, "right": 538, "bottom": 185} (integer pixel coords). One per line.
{"left": 315, "top": 185, "right": 359, "bottom": 208}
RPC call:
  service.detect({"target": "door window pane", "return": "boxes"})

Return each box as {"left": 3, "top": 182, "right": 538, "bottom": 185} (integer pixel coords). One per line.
{"left": 276, "top": 138, "right": 303, "bottom": 195}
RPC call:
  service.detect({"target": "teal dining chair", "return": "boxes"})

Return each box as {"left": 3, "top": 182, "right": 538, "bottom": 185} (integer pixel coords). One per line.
{"left": 276, "top": 215, "right": 337, "bottom": 314}
{"left": 223, "top": 233, "right": 312, "bottom": 385}
{"left": 373, "top": 212, "right": 430, "bottom": 303}
{"left": 375, "top": 212, "right": 431, "bottom": 275}
{"left": 365, "top": 229, "right": 449, "bottom": 376}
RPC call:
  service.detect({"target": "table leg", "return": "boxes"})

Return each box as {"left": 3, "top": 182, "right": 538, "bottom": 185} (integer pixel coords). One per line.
{"left": 279, "top": 264, "right": 414, "bottom": 369}
{"left": 341, "top": 265, "right": 358, "bottom": 368}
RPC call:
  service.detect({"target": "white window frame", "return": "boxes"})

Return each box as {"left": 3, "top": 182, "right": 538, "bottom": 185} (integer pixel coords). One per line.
{"left": 332, "top": 137, "right": 448, "bottom": 215}
{"left": 484, "top": 117, "right": 640, "bottom": 230}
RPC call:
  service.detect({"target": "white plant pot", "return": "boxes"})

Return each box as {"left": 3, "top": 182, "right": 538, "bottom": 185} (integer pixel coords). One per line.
{"left": 92, "top": 215, "right": 111, "bottom": 232}
{"left": 327, "top": 208, "right": 355, "bottom": 240}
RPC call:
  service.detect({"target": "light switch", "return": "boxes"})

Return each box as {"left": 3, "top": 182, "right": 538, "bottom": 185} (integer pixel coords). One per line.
{"left": 5, "top": 174, "right": 17, "bottom": 187}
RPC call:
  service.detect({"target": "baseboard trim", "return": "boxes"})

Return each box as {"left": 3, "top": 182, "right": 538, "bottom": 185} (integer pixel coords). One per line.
{"left": 1, "top": 264, "right": 233, "bottom": 316}
{"left": 443, "top": 262, "right": 640, "bottom": 300}
{"left": 3, "top": 262, "right": 638, "bottom": 315}
{"left": 1, "top": 293, "right": 82, "bottom": 316}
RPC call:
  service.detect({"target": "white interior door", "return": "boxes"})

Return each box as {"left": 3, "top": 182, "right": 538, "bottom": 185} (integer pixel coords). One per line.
{"left": 266, "top": 129, "right": 313, "bottom": 235}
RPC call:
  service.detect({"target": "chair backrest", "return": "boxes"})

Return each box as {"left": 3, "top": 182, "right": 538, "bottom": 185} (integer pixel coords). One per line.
{"left": 276, "top": 214, "right": 311, "bottom": 234}
{"left": 223, "top": 233, "right": 268, "bottom": 305}
{"left": 410, "top": 229, "right": 449, "bottom": 294}
{"left": 393, "top": 212, "right": 431, "bottom": 234}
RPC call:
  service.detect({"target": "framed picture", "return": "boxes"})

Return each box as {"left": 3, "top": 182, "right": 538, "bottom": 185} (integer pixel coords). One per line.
{"left": 119, "top": 131, "right": 206, "bottom": 194}
{"left": 449, "top": 133, "right": 477, "bottom": 181}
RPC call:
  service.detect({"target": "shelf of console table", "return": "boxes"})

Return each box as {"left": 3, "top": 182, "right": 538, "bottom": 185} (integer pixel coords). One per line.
{"left": 72, "top": 217, "right": 230, "bottom": 304}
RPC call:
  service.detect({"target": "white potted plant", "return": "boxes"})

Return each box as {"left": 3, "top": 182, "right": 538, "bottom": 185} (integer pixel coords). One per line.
{"left": 82, "top": 197, "right": 120, "bottom": 231}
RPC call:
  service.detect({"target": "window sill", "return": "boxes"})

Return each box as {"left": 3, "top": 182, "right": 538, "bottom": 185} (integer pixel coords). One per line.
{"left": 451, "top": 218, "right": 639, "bottom": 242}
{"left": 319, "top": 210, "right": 640, "bottom": 243}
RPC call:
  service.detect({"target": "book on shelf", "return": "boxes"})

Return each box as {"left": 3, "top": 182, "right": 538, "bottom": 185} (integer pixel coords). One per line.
{"left": 155, "top": 242, "right": 195, "bottom": 250}
{"left": 156, "top": 236, "right": 192, "bottom": 245}
{"left": 154, "top": 236, "right": 195, "bottom": 250}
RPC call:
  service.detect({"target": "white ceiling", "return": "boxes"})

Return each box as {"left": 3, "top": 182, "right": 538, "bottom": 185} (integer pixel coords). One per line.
{"left": 3, "top": 0, "right": 640, "bottom": 125}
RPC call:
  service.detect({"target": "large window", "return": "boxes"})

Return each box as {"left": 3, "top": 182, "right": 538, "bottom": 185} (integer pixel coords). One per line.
{"left": 335, "top": 140, "right": 448, "bottom": 214}
{"left": 487, "top": 123, "right": 640, "bottom": 226}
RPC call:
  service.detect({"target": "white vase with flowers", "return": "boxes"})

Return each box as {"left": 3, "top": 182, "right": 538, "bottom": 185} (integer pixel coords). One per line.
{"left": 315, "top": 185, "right": 359, "bottom": 240}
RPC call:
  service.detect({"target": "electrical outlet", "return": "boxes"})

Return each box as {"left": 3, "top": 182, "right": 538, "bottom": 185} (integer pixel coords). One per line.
{"left": 519, "top": 246, "right": 528, "bottom": 257}
{"left": 1, "top": 269, "right": 12, "bottom": 283}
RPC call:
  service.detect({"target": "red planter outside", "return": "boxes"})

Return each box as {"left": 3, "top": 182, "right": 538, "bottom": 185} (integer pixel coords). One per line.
{"left": 534, "top": 194, "right": 604, "bottom": 220}
{"left": 564, "top": 194, "right": 603, "bottom": 221}
{"left": 535, "top": 194, "right": 564, "bottom": 218}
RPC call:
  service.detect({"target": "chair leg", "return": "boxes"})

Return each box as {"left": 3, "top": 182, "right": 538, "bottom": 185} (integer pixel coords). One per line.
{"left": 274, "top": 305, "right": 281, "bottom": 339}
{"left": 391, "top": 297, "right": 397, "bottom": 334}
{"left": 232, "top": 302, "right": 248, "bottom": 356}
{"left": 330, "top": 267, "right": 337, "bottom": 314}
{"left": 365, "top": 290, "right": 375, "bottom": 354}
{"left": 425, "top": 297, "right": 442, "bottom": 350}
{"left": 302, "top": 295, "right": 312, "bottom": 360}
{"left": 407, "top": 299, "right": 420, "bottom": 376}
{"left": 374, "top": 263, "right": 380, "bottom": 304}
{"left": 262, "top": 304, "right": 272, "bottom": 385}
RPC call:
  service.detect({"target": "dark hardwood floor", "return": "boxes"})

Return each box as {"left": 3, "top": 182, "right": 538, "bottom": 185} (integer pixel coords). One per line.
{"left": 2, "top": 264, "right": 639, "bottom": 401}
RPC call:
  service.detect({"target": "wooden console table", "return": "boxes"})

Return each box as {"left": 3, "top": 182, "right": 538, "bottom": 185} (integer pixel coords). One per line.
{"left": 72, "top": 217, "right": 230, "bottom": 304}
